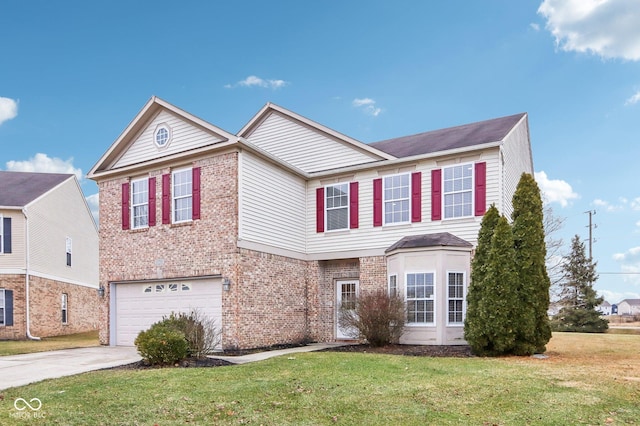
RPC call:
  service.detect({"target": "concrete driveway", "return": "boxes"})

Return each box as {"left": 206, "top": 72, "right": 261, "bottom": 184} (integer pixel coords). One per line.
{"left": 0, "top": 346, "right": 140, "bottom": 390}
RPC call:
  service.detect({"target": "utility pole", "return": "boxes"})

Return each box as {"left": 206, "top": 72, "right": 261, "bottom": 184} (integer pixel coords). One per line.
{"left": 585, "top": 210, "right": 596, "bottom": 260}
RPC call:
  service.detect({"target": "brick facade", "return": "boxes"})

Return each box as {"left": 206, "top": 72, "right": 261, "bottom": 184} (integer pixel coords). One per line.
{"left": 0, "top": 274, "right": 98, "bottom": 340}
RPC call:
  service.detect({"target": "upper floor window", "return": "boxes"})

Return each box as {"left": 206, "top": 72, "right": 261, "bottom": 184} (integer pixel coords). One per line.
{"left": 325, "top": 183, "right": 349, "bottom": 231}
{"left": 406, "top": 272, "right": 435, "bottom": 324}
{"left": 443, "top": 164, "right": 473, "bottom": 219}
{"left": 383, "top": 174, "right": 410, "bottom": 224}
{"left": 172, "top": 169, "right": 192, "bottom": 223}
{"left": 131, "top": 178, "right": 149, "bottom": 229}
{"left": 154, "top": 124, "right": 172, "bottom": 148}
{"left": 0, "top": 215, "right": 10, "bottom": 254}
{"left": 65, "top": 237, "right": 72, "bottom": 267}
{"left": 447, "top": 272, "right": 465, "bottom": 325}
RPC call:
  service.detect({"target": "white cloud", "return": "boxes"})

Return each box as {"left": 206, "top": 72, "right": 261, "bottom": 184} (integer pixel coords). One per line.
{"left": 625, "top": 90, "right": 640, "bottom": 105}
{"left": 0, "top": 97, "right": 18, "bottom": 125}
{"left": 593, "top": 196, "right": 640, "bottom": 212}
{"left": 538, "top": 0, "right": 640, "bottom": 61}
{"left": 224, "top": 75, "right": 288, "bottom": 90}
{"left": 86, "top": 192, "right": 99, "bottom": 226}
{"left": 612, "top": 246, "right": 640, "bottom": 287}
{"left": 598, "top": 289, "right": 640, "bottom": 304}
{"left": 530, "top": 23, "right": 541, "bottom": 31}
{"left": 5, "top": 153, "right": 83, "bottom": 181}
{"left": 352, "top": 98, "right": 382, "bottom": 117}
{"left": 534, "top": 171, "right": 579, "bottom": 207}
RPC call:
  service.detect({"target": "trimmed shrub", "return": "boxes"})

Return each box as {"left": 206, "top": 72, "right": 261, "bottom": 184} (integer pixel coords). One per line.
{"left": 160, "top": 310, "right": 221, "bottom": 358}
{"left": 339, "top": 289, "right": 406, "bottom": 347}
{"left": 134, "top": 324, "right": 189, "bottom": 365}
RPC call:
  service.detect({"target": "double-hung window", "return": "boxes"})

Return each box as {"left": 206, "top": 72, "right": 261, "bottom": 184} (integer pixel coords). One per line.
{"left": 131, "top": 178, "right": 149, "bottom": 228}
{"left": 0, "top": 289, "right": 5, "bottom": 326}
{"left": 61, "top": 293, "right": 68, "bottom": 324}
{"left": 406, "top": 272, "right": 435, "bottom": 324}
{"left": 383, "top": 174, "right": 410, "bottom": 224}
{"left": 325, "top": 183, "right": 349, "bottom": 231}
{"left": 447, "top": 272, "right": 465, "bottom": 324}
{"left": 172, "top": 169, "right": 192, "bottom": 223}
{"left": 388, "top": 274, "right": 398, "bottom": 297}
{"left": 443, "top": 164, "right": 473, "bottom": 219}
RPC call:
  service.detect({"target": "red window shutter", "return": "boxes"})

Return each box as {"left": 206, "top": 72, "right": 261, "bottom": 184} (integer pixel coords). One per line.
{"left": 192, "top": 167, "right": 201, "bottom": 220}
{"left": 316, "top": 187, "right": 324, "bottom": 233}
{"left": 431, "top": 169, "right": 442, "bottom": 221}
{"left": 373, "top": 178, "right": 383, "bottom": 227}
{"left": 148, "top": 177, "right": 156, "bottom": 227}
{"left": 475, "top": 162, "right": 487, "bottom": 216}
{"left": 411, "top": 172, "right": 422, "bottom": 223}
{"left": 162, "top": 174, "right": 171, "bottom": 224}
{"left": 349, "top": 182, "right": 359, "bottom": 229}
{"left": 121, "top": 182, "right": 130, "bottom": 230}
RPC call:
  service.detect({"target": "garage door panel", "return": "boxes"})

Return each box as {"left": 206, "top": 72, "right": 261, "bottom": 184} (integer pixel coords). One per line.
{"left": 114, "top": 280, "right": 222, "bottom": 346}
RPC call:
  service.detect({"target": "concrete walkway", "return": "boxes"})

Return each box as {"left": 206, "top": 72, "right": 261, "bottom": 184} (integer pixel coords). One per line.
{"left": 0, "top": 343, "right": 345, "bottom": 390}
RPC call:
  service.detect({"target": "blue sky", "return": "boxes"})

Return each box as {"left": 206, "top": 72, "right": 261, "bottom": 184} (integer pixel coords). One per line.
{"left": 1, "top": 1, "right": 639, "bottom": 304}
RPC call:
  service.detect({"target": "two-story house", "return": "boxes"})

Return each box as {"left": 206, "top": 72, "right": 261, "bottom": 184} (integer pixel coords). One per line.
{"left": 0, "top": 171, "right": 99, "bottom": 340}
{"left": 88, "top": 97, "right": 533, "bottom": 349}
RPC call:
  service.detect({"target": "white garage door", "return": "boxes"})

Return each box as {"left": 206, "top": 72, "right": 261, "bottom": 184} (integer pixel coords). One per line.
{"left": 113, "top": 279, "right": 222, "bottom": 346}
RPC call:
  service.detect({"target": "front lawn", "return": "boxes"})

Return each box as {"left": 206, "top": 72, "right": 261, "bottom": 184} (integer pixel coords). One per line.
{"left": 0, "top": 331, "right": 99, "bottom": 356}
{"left": 1, "top": 332, "right": 639, "bottom": 425}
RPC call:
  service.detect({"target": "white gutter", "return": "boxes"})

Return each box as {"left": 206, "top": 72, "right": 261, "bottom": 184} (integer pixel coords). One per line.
{"left": 22, "top": 207, "right": 41, "bottom": 340}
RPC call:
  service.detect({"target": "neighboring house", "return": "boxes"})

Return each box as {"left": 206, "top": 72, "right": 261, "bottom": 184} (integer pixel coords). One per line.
{"left": 617, "top": 299, "right": 640, "bottom": 316}
{"left": 0, "top": 171, "right": 99, "bottom": 340}
{"left": 596, "top": 300, "right": 612, "bottom": 315}
{"left": 88, "top": 97, "right": 533, "bottom": 349}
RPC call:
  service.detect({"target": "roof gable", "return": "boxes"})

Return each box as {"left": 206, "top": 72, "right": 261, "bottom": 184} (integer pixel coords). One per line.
{"left": 238, "top": 103, "right": 394, "bottom": 173}
{"left": 0, "top": 171, "right": 72, "bottom": 207}
{"left": 370, "top": 113, "right": 526, "bottom": 158}
{"left": 88, "top": 97, "right": 237, "bottom": 179}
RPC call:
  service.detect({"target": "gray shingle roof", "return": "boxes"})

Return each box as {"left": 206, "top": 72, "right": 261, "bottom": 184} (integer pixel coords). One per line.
{"left": 0, "top": 171, "right": 72, "bottom": 207}
{"left": 386, "top": 233, "right": 473, "bottom": 253}
{"left": 370, "top": 113, "right": 526, "bottom": 158}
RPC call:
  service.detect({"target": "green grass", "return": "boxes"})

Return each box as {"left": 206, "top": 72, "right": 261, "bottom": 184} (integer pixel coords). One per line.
{"left": 0, "top": 330, "right": 99, "bottom": 356}
{"left": 1, "top": 333, "right": 639, "bottom": 425}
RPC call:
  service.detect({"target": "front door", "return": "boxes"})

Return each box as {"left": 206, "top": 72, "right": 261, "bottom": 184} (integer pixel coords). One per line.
{"left": 336, "top": 280, "right": 359, "bottom": 339}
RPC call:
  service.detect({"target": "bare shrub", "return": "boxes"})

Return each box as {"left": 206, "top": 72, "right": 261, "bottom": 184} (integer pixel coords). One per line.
{"left": 162, "top": 309, "right": 222, "bottom": 358}
{"left": 339, "top": 290, "right": 406, "bottom": 347}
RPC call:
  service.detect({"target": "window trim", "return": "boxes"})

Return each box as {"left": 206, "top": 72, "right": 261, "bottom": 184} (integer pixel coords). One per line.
{"left": 131, "top": 177, "right": 150, "bottom": 229}
{"left": 383, "top": 173, "right": 411, "bottom": 225}
{"left": 442, "top": 162, "right": 474, "bottom": 220}
{"left": 61, "top": 293, "right": 68, "bottom": 325}
{"left": 0, "top": 214, "right": 3, "bottom": 254}
{"left": 154, "top": 123, "right": 172, "bottom": 149}
{"left": 446, "top": 271, "right": 466, "bottom": 326}
{"left": 388, "top": 274, "right": 398, "bottom": 298}
{"left": 171, "top": 168, "right": 193, "bottom": 224}
{"left": 65, "top": 237, "right": 72, "bottom": 267}
{"left": 405, "top": 271, "right": 436, "bottom": 326}
{"left": 324, "top": 183, "right": 350, "bottom": 232}
{"left": 0, "top": 288, "right": 5, "bottom": 326}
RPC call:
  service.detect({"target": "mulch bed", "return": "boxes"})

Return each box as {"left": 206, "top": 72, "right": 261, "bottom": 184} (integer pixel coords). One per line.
{"left": 110, "top": 343, "right": 473, "bottom": 370}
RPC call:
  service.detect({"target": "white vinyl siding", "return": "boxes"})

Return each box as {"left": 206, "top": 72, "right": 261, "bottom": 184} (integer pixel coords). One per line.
{"left": 500, "top": 115, "right": 534, "bottom": 219}
{"left": 326, "top": 183, "right": 349, "bottom": 231}
{"left": 25, "top": 178, "right": 99, "bottom": 288}
{"left": 113, "top": 110, "right": 226, "bottom": 169}
{"left": 131, "top": 178, "right": 149, "bottom": 229}
{"left": 239, "top": 151, "right": 306, "bottom": 253}
{"left": 245, "top": 112, "right": 381, "bottom": 173}
{"left": 172, "top": 168, "right": 192, "bottom": 223}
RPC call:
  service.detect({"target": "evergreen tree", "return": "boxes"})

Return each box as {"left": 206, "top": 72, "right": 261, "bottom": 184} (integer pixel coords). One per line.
{"left": 511, "top": 173, "right": 551, "bottom": 354}
{"left": 552, "top": 235, "right": 608, "bottom": 332}
{"left": 466, "top": 215, "right": 519, "bottom": 355}
{"left": 464, "top": 205, "right": 500, "bottom": 350}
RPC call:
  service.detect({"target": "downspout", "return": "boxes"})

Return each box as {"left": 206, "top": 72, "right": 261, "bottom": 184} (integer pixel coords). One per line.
{"left": 22, "top": 207, "right": 41, "bottom": 340}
